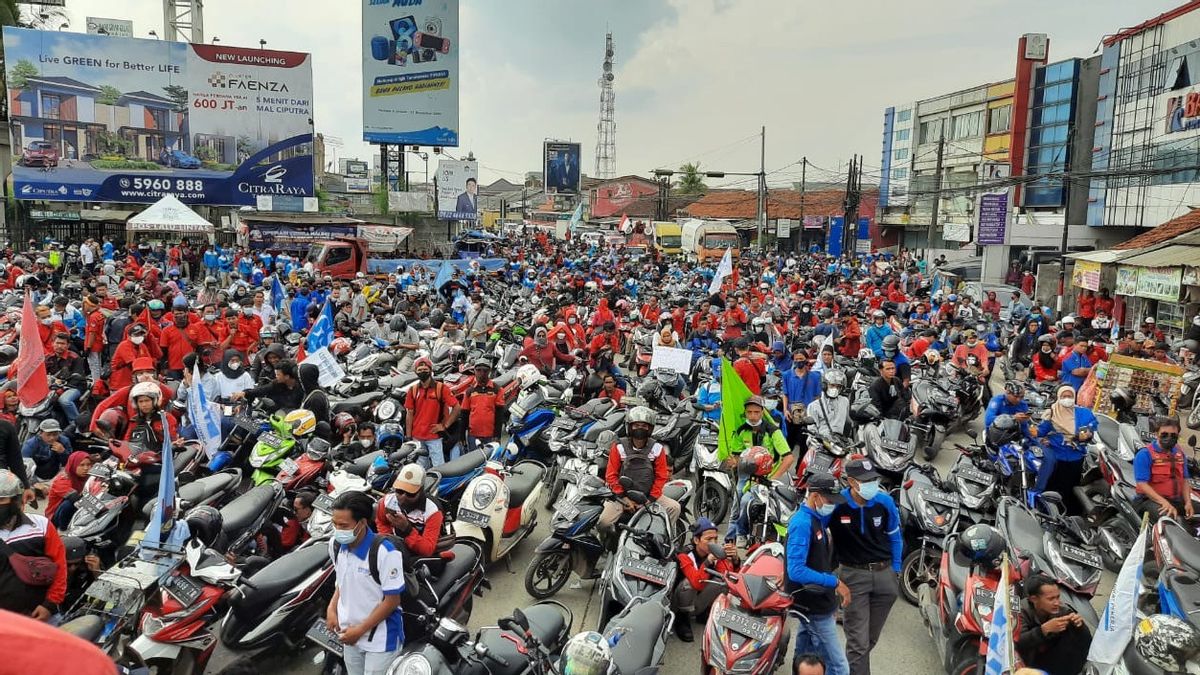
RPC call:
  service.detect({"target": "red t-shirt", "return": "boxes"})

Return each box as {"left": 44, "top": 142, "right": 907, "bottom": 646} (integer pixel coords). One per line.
{"left": 84, "top": 310, "right": 106, "bottom": 354}
{"left": 159, "top": 324, "right": 195, "bottom": 370}
{"left": 404, "top": 381, "right": 459, "bottom": 441}
{"left": 733, "top": 356, "right": 764, "bottom": 394}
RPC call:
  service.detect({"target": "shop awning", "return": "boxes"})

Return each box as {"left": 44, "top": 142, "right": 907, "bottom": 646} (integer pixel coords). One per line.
{"left": 1118, "top": 244, "right": 1199, "bottom": 268}
{"left": 1065, "top": 249, "right": 1133, "bottom": 263}
{"left": 126, "top": 195, "right": 213, "bottom": 233}
{"left": 80, "top": 209, "right": 136, "bottom": 223}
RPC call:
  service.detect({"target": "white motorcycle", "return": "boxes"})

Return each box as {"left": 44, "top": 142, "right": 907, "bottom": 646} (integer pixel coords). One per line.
{"left": 691, "top": 418, "right": 732, "bottom": 525}
{"left": 453, "top": 457, "right": 547, "bottom": 564}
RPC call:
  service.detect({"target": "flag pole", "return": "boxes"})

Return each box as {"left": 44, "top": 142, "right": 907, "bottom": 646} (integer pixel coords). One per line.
{"left": 1003, "top": 552, "right": 1014, "bottom": 674}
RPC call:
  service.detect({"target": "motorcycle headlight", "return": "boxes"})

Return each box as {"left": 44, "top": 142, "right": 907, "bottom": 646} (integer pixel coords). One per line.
{"left": 1044, "top": 539, "right": 1098, "bottom": 590}
{"left": 140, "top": 613, "right": 167, "bottom": 638}
{"left": 375, "top": 400, "right": 398, "bottom": 423}
{"left": 915, "top": 495, "right": 950, "bottom": 535}
{"left": 471, "top": 480, "right": 497, "bottom": 511}
{"left": 387, "top": 653, "right": 433, "bottom": 675}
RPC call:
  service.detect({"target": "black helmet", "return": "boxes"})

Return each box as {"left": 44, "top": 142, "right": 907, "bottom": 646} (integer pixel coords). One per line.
{"left": 390, "top": 315, "right": 408, "bottom": 332}
{"left": 0, "top": 345, "right": 16, "bottom": 365}
{"left": 1109, "top": 386, "right": 1136, "bottom": 413}
{"left": 61, "top": 535, "right": 87, "bottom": 562}
{"left": 1003, "top": 381, "right": 1025, "bottom": 397}
{"left": 881, "top": 335, "right": 900, "bottom": 355}
{"left": 184, "top": 505, "right": 225, "bottom": 548}
{"left": 818, "top": 308, "right": 833, "bottom": 319}
{"left": 955, "top": 524, "right": 1005, "bottom": 569}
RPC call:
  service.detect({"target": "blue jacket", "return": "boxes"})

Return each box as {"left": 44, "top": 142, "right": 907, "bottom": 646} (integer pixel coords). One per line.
{"left": 688, "top": 332, "right": 720, "bottom": 355}
{"left": 697, "top": 383, "right": 722, "bottom": 421}
{"left": 782, "top": 368, "right": 822, "bottom": 408}
{"left": 203, "top": 249, "right": 219, "bottom": 269}
{"left": 1060, "top": 352, "right": 1092, "bottom": 391}
{"left": 1036, "top": 407, "right": 1097, "bottom": 462}
{"left": 102, "top": 241, "right": 115, "bottom": 261}
{"left": 290, "top": 294, "right": 312, "bottom": 332}
{"left": 983, "top": 393, "right": 1030, "bottom": 432}
{"left": 21, "top": 435, "right": 73, "bottom": 479}
{"left": 865, "top": 323, "right": 894, "bottom": 358}
{"left": 786, "top": 505, "right": 838, "bottom": 589}
{"left": 832, "top": 489, "right": 904, "bottom": 573}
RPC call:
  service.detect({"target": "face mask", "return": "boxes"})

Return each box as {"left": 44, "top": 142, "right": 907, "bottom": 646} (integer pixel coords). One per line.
{"left": 815, "top": 502, "right": 836, "bottom": 517}
{"left": 204, "top": 314, "right": 216, "bottom": 322}
{"left": 630, "top": 427, "right": 650, "bottom": 440}
{"left": 228, "top": 361, "right": 242, "bottom": 371}
{"left": 40, "top": 317, "right": 52, "bottom": 325}
{"left": 1159, "top": 433, "right": 1179, "bottom": 448}
{"left": 535, "top": 336, "right": 547, "bottom": 347}
{"left": 826, "top": 387, "right": 841, "bottom": 398}
{"left": 568, "top": 318, "right": 577, "bottom": 324}
{"left": 331, "top": 524, "right": 358, "bottom": 545}
{"left": 856, "top": 480, "right": 881, "bottom": 500}
{"left": 416, "top": 371, "right": 431, "bottom": 382}
{"left": 1059, "top": 397, "right": 1075, "bottom": 409}
{"left": 360, "top": 438, "right": 374, "bottom": 449}
{"left": 746, "top": 417, "right": 762, "bottom": 427}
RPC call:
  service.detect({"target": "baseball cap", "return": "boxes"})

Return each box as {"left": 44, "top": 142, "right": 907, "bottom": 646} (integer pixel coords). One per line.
{"left": 392, "top": 463, "right": 426, "bottom": 493}
{"left": 1145, "top": 317, "right": 1156, "bottom": 324}
{"left": 744, "top": 396, "right": 766, "bottom": 410}
{"left": 844, "top": 457, "right": 881, "bottom": 482}
{"left": 38, "top": 418, "right": 62, "bottom": 434}
{"left": 806, "top": 473, "right": 847, "bottom": 504}
{"left": 413, "top": 357, "right": 433, "bottom": 372}
{"left": 692, "top": 517, "right": 718, "bottom": 538}
{"left": 0, "top": 469, "right": 21, "bottom": 498}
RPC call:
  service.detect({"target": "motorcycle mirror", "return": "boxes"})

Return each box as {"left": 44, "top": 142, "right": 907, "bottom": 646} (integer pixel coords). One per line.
{"left": 626, "top": 489, "right": 648, "bottom": 505}
{"left": 1190, "top": 434, "right": 1197, "bottom": 449}
{"left": 706, "top": 541, "right": 727, "bottom": 560}
{"left": 511, "top": 607, "right": 530, "bottom": 633}
{"left": 618, "top": 476, "right": 635, "bottom": 491}
{"left": 966, "top": 429, "right": 978, "bottom": 440}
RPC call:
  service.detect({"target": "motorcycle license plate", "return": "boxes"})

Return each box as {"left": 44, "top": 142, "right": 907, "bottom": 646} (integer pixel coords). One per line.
{"left": 1060, "top": 543, "right": 1102, "bottom": 568}
{"left": 163, "top": 573, "right": 203, "bottom": 607}
{"left": 313, "top": 493, "right": 335, "bottom": 514}
{"left": 279, "top": 458, "right": 299, "bottom": 477}
{"left": 920, "top": 488, "right": 960, "bottom": 508}
{"left": 556, "top": 503, "right": 580, "bottom": 521}
{"left": 458, "top": 508, "right": 490, "bottom": 527}
{"left": 78, "top": 493, "right": 106, "bottom": 516}
{"left": 714, "top": 608, "right": 770, "bottom": 642}
{"left": 259, "top": 432, "right": 284, "bottom": 449}
{"left": 305, "top": 616, "right": 345, "bottom": 657}
{"left": 958, "top": 465, "right": 992, "bottom": 485}
{"left": 621, "top": 559, "right": 668, "bottom": 585}
{"left": 880, "top": 438, "right": 908, "bottom": 452}
{"left": 808, "top": 454, "right": 833, "bottom": 475}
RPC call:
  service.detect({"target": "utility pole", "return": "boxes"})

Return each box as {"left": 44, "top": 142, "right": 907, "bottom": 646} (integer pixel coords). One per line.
{"left": 927, "top": 131, "right": 945, "bottom": 266}
{"left": 1056, "top": 127, "right": 1075, "bottom": 314}
{"left": 757, "top": 125, "right": 766, "bottom": 249}
{"left": 798, "top": 157, "right": 806, "bottom": 254}
{"left": 843, "top": 155, "right": 863, "bottom": 258}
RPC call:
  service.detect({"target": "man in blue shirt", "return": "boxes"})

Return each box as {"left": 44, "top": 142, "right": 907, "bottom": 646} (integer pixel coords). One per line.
{"left": 829, "top": 458, "right": 903, "bottom": 675}
{"left": 101, "top": 236, "right": 114, "bottom": 262}
{"left": 1059, "top": 340, "right": 1092, "bottom": 391}
{"left": 786, "top": 473, "right": 851, "bottom": 675}
{"left": 20, "top": 419, "right": 73, "bottom": 481}
{"left": 290, "top": 288, "right": 313, "bottom": 333}
{"left": 984, "top": 381, "right": 1032, "bottom": 433}
{"left": 782, "top": 356, "right": 822, "bottom": 414}
{"left": 1132, "top": 416, "right": 1194, "bottom": 521}
{"left": 864, "top": 310, "right": 893, "bottom": 359}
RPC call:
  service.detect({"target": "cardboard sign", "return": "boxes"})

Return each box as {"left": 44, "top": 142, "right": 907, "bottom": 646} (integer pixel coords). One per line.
{"left": 650, "top": 346, "right": 694, "bottom": 375}
{"left": 301, "top": 347, "right": 346, "bottom": 387}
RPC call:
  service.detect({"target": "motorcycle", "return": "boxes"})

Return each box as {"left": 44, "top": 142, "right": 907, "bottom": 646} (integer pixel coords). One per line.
{"left": 701, "top": 542, "right": 793, "bottom": 675}
{"left": 996, "top": 495, "right": 1103, "bottom": 598}
{"left": 603, "top": 596, "right": 674, "bottom": 675}
{"left": 909, "top": 374, "right": 960, "bottom": 461}
{"left": 743, "top": 477, "right": 801, "bottom": 551}
{"left": 898, "top": 464, "right": 962, "bottom": 606}
{"left": 453, "top": 457, "right": 547, "bottom": 564}
{"left": 693, "top": 419, "right": 733, "bottom": 525}
{"left": 247, "top": 409, "right": 301, "bottom": 485}
{"left": 524, "top": 473, "right": 613, "bottom": 600}
{"left": 860, "top": 417, "right": 919, "bottom": 486}
{"left": 1149, "top": 517, "right": 1200, "bottom": 630}
{"left": 945, "top": 444, "right": 1000, "bottom": 524}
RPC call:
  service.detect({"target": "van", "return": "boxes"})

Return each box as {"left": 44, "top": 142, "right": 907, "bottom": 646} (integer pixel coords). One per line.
{"left": 652, "top": 221, "right": 683, "bottom": 255}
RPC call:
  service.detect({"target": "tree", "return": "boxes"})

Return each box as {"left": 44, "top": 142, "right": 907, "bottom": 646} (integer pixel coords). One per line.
{"left": 97, "top": 85, "right": 122, "bottom": 105}
{"left": 0, "top": 0, "right": 20, "bottom": 28}
{"left": 674, "top": 162, "right": 707, "bottom": 195}
{"left": 162, "top": 84, "right": 189, "bottom": 111}
{"left": 8, "top": 59, "right": 37, "bottom": 89}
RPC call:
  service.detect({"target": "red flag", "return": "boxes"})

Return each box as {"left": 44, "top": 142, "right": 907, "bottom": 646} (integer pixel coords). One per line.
{"left": 295, "top": 341, "right": 306, "bottom": 363}
{"left": 618, "top": 214, "right": 630, "bottom": 234}
{"left": 15, "top": 291, "right": 49, "bottom": 407}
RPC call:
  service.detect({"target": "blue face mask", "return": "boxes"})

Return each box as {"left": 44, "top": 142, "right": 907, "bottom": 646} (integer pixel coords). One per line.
{"left": 331, "top": 523, "right": 358, "bottom": 545}
{"left": 856, "top": 480, "right": 881, "bottom": 501}
{"left": 816, "top": 502, "right": 836, "bottom": 517}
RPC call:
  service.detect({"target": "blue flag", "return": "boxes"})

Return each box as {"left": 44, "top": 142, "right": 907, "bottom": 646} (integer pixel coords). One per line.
{"left": 306, "top": 299, "right": 335, "bottom": 352}
{"left": 568, "top": 202, "right": 583, "bottom": 232}
{"left": 271, "top": 274, "right": 285, "bottom": 312}
{"left": 141, "top": 413, "right": 176, "bottom": 552}
{"left": 984, "top": 559, "right": 1013, "bottom": 675}
{"left": 188, "top": 362, "right": 223, "bottom": 459}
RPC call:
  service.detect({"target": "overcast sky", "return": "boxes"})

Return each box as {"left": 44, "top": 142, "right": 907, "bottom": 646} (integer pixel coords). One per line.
{"left": 52, "top": 0, "right": 1182, "bottom": 188}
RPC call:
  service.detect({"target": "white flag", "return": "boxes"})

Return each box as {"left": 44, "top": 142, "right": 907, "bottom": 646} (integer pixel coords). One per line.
{"left": 188, "top": 363, "right": 223, "bottom": 459}
{"left": 708, "top": 247, "right": 733, "bottom": 295}
{"left": 985, "top": 559, "right": 1013, "bottom": 675}
{"left": 1087, "top": 522, "right": 1149, "bottom": 671}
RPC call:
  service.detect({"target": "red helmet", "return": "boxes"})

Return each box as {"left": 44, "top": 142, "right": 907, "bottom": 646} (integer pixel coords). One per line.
{"left": 329, "top": 337, "right": 352, "bottom": 356}
{"left": 739, "top": 446, "right": 773, "bottom": 478}
{"left": 332, "top": 411, "right": 357, "bottom": 437}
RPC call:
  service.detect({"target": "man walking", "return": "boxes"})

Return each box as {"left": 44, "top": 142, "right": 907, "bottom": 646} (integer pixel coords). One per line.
{"left": 828, "top": 458, "right": 902, "bottom": 675}
{"left": 403, "top": 357, "right": 460, "bottom": 467}
{"left": 786, "top": 473, "right": 850, "bottom": 675}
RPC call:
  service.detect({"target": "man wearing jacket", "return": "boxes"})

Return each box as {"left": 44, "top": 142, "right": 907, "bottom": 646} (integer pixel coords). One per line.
{"left": 598, "top": 406, "right": 680, "bottom": 535}
{"left": 463, "top": 360, "right": 505, "bottom": 450}
{"left": 375, "top": 464, "right": 445, "bottom": 558}
{"left": 0, "top": 469, "right": 68, "bottom": 621}
{"left": 786, "top": 473, "right": 850, "bottom": 675}
{"left": 829, "top": 459, "right": 902, "bottom": 675}
{"left": 45, "top": 333, "right": 86, "bottom": 422}
{"left": 1016, "top": 574, "right": 1092, "bottom": 675}
{"left": 671, "top": 518, "right": 739, "bottom": 642}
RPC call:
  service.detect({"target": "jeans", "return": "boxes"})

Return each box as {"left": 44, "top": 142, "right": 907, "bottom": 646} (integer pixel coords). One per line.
{"left": 794, "top": 611, "right": 849, "bottom": 675}
{"left": 59, "top": 388, "right": 82, "bottom": 421}
{"left": 86, "top": 352, "right": 102, "bottom": 381}
{"left": 418, "top": 438, "right": 445, "bottom": 467}
{"left": 727, "top": 488, "right": 755, "bottom": 541}
{"left": 342, "top": 644, "right": 400, "bottom": 675}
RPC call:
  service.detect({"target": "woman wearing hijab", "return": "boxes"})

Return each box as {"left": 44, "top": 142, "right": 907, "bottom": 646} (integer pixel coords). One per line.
{"left": 46, "top": 451, "right": 93, "bottom": 528}
{"left": 207, "top": 349, "right": 255, "bottom": 399}
{"left": 1034, "top": 385, "right": 1096, "bottom": 515}
{"left": 768, "top": 340, "right": 792, "bottom": 374}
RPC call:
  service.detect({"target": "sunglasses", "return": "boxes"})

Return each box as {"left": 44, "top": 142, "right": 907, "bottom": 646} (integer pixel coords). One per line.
{"left": 394, "top": 487, "right": 419, "bottom": 498}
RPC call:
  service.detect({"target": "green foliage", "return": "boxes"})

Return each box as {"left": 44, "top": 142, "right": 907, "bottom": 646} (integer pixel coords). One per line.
{"left": 162, "top": 84, "right": 189, "bottom": 111}
{"left": 97, "top": 85, "right": 122, "bottom": 106}
{"left": 91, "top": 159, "right": 162, "bottom": 171}
{"left": 674, "top": 162, "right": 707, "bottom": 195}
{"left": 94, "top": 131, "right": 132, "bottom": 157}
{"left": 8, "top": 59, "right": 37, "bottom": 89}
{"left": 194, "top": 146, "right": 218, "bottom": 162}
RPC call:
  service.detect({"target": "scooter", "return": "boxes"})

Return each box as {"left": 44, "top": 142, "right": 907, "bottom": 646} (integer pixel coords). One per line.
{"left": 693, "top": 419, "right": 734, "bottom": 524}
{"left": 524, "top": 473, "right": 613, "bottom": 600}
{"left": 1149, "top": 517, "right": 1200, "bottom": 630}
{"left": 946, "top": 443, "right": 1000, "bottom": 523}
{"left": 701, "top": 542, "right": 793, "bottom": 674}
{"left": 996, "top": 495, "right": 1103, "bottom": 598}
{"left": 452, "top": 455, "right": 547, "bottom": 564}
{"left": 247, "top": 410, "right": 299, "bottom": 485}
{"left": 603, "top": 596, "right": 674, "bottom": 675}
{"left": 860, "top": 417, "right": 919, "bottom": 487}
{"left": 898, "top": 464, "right": 962, "bottom": 606}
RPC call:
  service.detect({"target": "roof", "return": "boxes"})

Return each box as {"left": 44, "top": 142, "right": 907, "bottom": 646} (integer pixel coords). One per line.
{"left": 1066, "top": 249, "right": 1131, "bottom": 263}
{"left": 480, "top": 178, "right": 521, "bottom": 195}
{"left": 591, "top": 175, "right": 658, "bottom": 191}
{"left": 1112, "top": 208, "right": 1200, "bottom": 249}
{"left": 1104, "top": 1, "right": 1200, "bottom": 47}
{"left": 127, "top": 195, "right": 212, "bottom": 233}
{"left": 683, "top": 188, "right": 878, "bottom": 220}
{"left": 25, "top": 76, "right": 102, "bottom": 93}
{"left": 617, "top": 194, "right": 701, "bottom": 219}
{"left": 1119, "top": 244, "right": 1199, "bottom": 268}
{"left": 120, "top": 90, "right": 174, "bottom": 105}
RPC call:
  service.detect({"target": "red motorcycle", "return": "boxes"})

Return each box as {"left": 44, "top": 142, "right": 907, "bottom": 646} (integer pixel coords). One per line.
{"left": 274, "top": 436, "right": 335, "bottom": 491}
{"left": 701, "top": 541, "right": 793, "bottom": 674}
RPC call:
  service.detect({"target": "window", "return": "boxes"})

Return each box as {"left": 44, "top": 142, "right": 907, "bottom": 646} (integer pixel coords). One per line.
{"left": 919, "top": 119, "right": 943, "bottom": 144}
{"left": 951, "top": 111, "right": 983, "bottom": 140}
{"left": 324, "top": 245, "right": 352, "bottom": 266}
{"left": 43, "top": 94, "right": 61, "bottom": 120}
{"left": 893, "top": 128, "right": 910, "bottom": 142}
{"left": 988, "top": 105, "right": 1011, "bottom": 134}
{"left": 897, "top": 109, "right": 912, "bottom": 122}
{"left": 892, "top": 167, "right": 908, "bottom": 180}
{"left": 893, "top": 148, "right": 909, "bottom": 161}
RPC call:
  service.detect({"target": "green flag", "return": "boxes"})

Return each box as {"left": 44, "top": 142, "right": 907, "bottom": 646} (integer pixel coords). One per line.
{"left": 717, "top": 357, "right": 753, "bottom": 461}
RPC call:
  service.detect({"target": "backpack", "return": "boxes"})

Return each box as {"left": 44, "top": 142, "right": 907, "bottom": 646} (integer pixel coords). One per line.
{"left": 105, "top": 311, "right": 131, "bottom": 349}
{"left": 333, "top": 534, "right": 405, "bottom": 586}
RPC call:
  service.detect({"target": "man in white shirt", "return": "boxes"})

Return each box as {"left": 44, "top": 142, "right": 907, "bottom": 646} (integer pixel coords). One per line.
{"left": 327, "top": 492, "right": 405, "bottom": 675}
{"left": 79, "top": 238, "right": 96, "bottom": 273}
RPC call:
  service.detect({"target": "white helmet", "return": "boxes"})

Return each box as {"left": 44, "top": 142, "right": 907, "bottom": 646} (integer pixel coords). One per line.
{"left": 516, "top": 363, "right": 545, "bottom": 389}
{"left": 558, "top": 631, "right": 611, "bottom": 675}
{"left": 130, "top": 381, "right": 161, "bottom": 405}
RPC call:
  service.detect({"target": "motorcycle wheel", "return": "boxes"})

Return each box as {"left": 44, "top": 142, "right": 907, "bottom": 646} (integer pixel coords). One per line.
{"left": 900, "top": 548, "right": 939, "bottom": 606}
{"left": 524, "top": 549, "right": 572, "bottom": 599}
{"left": 1189, "top": 401, "right": 1200, "bottom": 431}
{"left": 697, "top": 480, "right": 729, "bottom": 526}
{"left": 321, "top": 656, "right": 347, "bottom": 675}
{"left": 950, "top": 655, "right": 983, "bottom": 675}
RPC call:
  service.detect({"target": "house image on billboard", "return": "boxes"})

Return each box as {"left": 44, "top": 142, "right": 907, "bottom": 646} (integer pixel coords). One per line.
{"left": 8, "top": 74, "right": 207, "bottom": 164}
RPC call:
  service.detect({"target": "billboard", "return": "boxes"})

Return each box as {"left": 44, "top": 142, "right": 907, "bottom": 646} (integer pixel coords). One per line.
{"left": 436, "top": 159, "right": 477, "bottom": 221}
{"left": 343, "top": 159, "right": 369, "bottom": 178}
{"left": 543, "top": 140, "right": 581, "bottom": 194}
{"left": 3, "top": 27, "right": 315, "bottom": 206}
{"left": 86, "top": 17, "right": 134, "bottom": 38}
{"left": 362, "top": 0, "right": 459, "bottom": 147}
{"left": 592, "top": 178, "right": 657, "bottom": 218}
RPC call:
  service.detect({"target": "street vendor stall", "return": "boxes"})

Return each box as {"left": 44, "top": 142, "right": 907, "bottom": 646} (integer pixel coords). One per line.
{"left": 125, "top": 195, "right": 215, "bottom": 243}
{"left": 1082, "top": 354, "right": 1184, "bottom": 418}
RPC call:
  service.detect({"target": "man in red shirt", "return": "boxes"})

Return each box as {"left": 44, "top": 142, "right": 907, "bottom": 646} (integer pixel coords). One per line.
{"left": 598, "top": 374, "right": 626, "bottom": 405}
{"left": 981, "top": 291, "right": 1002, "bottom": 322}
{"left": 404, "top": 357, "right": 460, "bottom": 467}
{"left": 1095, "top": 288, "right": 1115, "bottom": 317}
{"left": 109, "top": 323, "right": 159, "bottom": 390}
{"left": 186, "top": 305, "right": 222, "bottom": 366}
{"left": 733, "top": 340, "right": 765, "bottom": 395}
{"left": 463, "top": 360, "right": 504, "bottom": 450}
{"left": 375, "top": 463, "right": 445, "bottom": 557}
{"left": 640, "top": 296, "right": 662, "bottom": 324}
{"left": 34, "top": 304, "right": 68, "bottom": 354}
{"left": 599, "top": 407, "right": 679, "bottom": 534}
{"left": 721, "top": 302, "right": 748, "bottom": 341}
{"left": 83, "top": 294, "right": 106, "bottom": 381}
{"left": 160, "top": 307, "right": 197, "bottom": 379}
{"left": 93, "top": 283, "right": 118, "bottom": 311}
{"left": 671, "top": 518, "right": 740, "bottom": 641}
{"left": 1077, "top": 290, "right": 1096, "bottom": 321}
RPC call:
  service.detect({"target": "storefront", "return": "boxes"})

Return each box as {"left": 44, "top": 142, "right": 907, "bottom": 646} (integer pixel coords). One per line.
{"left": 1113, "top": 253, "right": 1188, "bottom": 338}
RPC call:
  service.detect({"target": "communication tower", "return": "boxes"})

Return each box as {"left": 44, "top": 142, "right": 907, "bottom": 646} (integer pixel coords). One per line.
{"left": 594, "top": 33, "right": 616, "bottom": 179}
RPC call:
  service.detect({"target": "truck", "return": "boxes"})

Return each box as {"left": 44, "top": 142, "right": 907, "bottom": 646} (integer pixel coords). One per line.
{"left": 652, "top": 221, "right": 682, "bottom": 255}
{"left": 306, "top": 238, "right": 374, "bottom": 279}
{"left": 680, "top": 219, "right": 740, "bottom": 263}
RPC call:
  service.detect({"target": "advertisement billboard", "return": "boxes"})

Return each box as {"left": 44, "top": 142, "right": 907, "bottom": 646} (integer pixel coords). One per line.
{"left": 343, "top": 159, "right": 369, "bottom": 178}
{"left": 3, "top": 27, "right": 315, "bottom": 206}
{"left": 543, "top": 140, "right": 581, "bottom": 194}
{"left": 436, "top": 159, "right": 477, "bottom": 221}
{"left": 362, "top": 0, "right": 459, "bottom": 147}
{"left": 592, "top": 178, "right": 656, "bottom": 218}
{"left": 86, "top": 17, "right": 134, "bottom": 38}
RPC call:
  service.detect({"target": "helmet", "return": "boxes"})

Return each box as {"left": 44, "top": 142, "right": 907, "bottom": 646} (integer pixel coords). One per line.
{"left": 390, "top": 315, "right": 408, "bottom": 332}
{"left": 1109, "top": 386, "right": 1136, "bottom": 413}
{"left": 0, "top": 469, "right": 21, "bottom": 498}
{"left": 184, "top": 505, "right": 224, "bottom": 548}
{"left": 61, "top": 535, "right": 86, "bottom": 562}
{"left": 0, "top": 345, "right": 16, "bottom": 366}
{"left": 947, "top": 294, "right": 958, "bottom": 303}
{"left": 739, "top": 446, "right": 774, "bottom": 478}
{"left": 1003, "top": 381, "right": 1025, "bottom": 397}
{"left": 1134, "top": 614, "right": 1200, "bottom": 671}
{"left": 955, "top": 524, "right": 1005, "bottom": 569}
{"left": 924, "top": 349, "right": 942, "bottom": 364}
{"left": 872, "top": 309, "right": 886, "bottom": 319}
{"left": 284, "top": 409, "right": 318, "bottom": 438}
{"left": 329, "top": 337, "right": 352, "bottom": 356}
{"left": 1037, "top": 334, "right": 1056, "bottom": 345}
{"left": 95, "top": 409, "right": 127, "bottom": 439}
{"left": 1183, "top": 339, "right": 1200, "bottom": 354}
{"left": 260, "top": 326, "right": 276, "bottom": 339}
{"left": 1061, "top": 315, "right": 1075, "bottom": 324}
{"left": 818, "top": 308, "right": 833, "bottom": 319}
{"left": 627, "top": 406, "right": 656, "bottom": 428}
{"left": 332, "top": 412, "right": 357, "bottom": 438}
{"left": 205, "top": 276, "right": 217, "bottom": 286}
{"left": 822, "top": 369, "right": 847, "bottom": 389}
{"left": 558, "top": 631, "right": 611, "bottom": 675}
{"left": 881, "top": 335, "right": 900, "bottom": 354}
{"left": 129, "top": 381, "right": 161, "bottom": 406}
{"left": 962, "top": 329, "right": 978, "bottom": 340}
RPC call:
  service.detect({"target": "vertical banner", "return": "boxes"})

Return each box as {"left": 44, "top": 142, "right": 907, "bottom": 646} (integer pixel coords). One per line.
{"left": 977, "top": 191, "right": 1009, "bottom": 245}
{"left": 543, "top": 141, "right": 582, "bottom": 194}
{"left": 855, "top": 216, "right": 871, "bottom": 254}
{"left": 436, "top": 159, "right": 478, "bottom": 221}
{"left": 827, "top": 216, "right": 845, "bottom": 258}
{"left": 362, "top": 0, "right": 459, "bottom": 146}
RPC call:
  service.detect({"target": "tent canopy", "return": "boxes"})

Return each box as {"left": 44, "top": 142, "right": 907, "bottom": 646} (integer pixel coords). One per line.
{"left": 126, "top": 195, "right": 214, "bottom": 234}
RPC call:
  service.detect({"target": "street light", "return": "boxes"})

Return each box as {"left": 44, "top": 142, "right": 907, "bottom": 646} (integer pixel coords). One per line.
{"left": 57, "top": 22, "right": 69, "bottom": 31}
{"left": 259, "top": 39, "right": 267, "bottom": 49}
{"left": 148, "top": 30, "right": 159, "bottom": 39}
{"left": 211, "top": 37, "right": 220, "bottom": 44}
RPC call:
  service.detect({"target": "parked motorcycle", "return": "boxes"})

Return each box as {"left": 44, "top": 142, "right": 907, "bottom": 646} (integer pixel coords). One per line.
{"left": 524, "top": 473, "right": 613, "bottom": 599}
{"left": 898, "top": 463, "right": 962, "bottom": 606}
{"left": 701, "top": 541, "right": 793, "bottom": 674}
{"left": 453, "top": 458, "right": 547, "bottom": 564}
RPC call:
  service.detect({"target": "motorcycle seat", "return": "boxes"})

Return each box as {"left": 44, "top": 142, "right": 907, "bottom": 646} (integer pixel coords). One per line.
{"left": 428, "top": 542, "right": 479, "bottom": 598}
{"left": 344, "top": 450, "right": 385, "bottom": 478}
{"left": 235, "top": 543, "right": 329, "bottom": 613}
{"left": 1001, "top": 502, "right": 1045, "bottom": 561}
{"left": 59, "top": 614, "right": 105, "bottom": 642}
{"left": 606, "top": 599, "right": 667, "bottom": 675}
{"left": 332, "top": 391, "right": 386, "bottom": 416}
{"left": 1162, "top": 568, "right": 1200, "bottom": 616}
{"left": 662, "top": 482, "right": 688, "bottom": 502}
{"left": 178, "top": 471, "right": 240, "bottom": 505}
{"left": 475, "top": 603, "right": 567, "bottom": 671}
{"left": 1162, "top": 520, "right": 1200, "bottom": 573}
{"left": 948, "top": 548, "right": 971, "bottom": 595}
{"left": 221, "top": 483, "right": 282, "bottom": 538}
{"left": 436, "top": 449, "right": 488, "bottom": 479}
{"left": 1095, "top": 415, "right": 1119, "bottom": 451}
{"left": 506, "top": 463, "right": 546, "bottom": 509}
